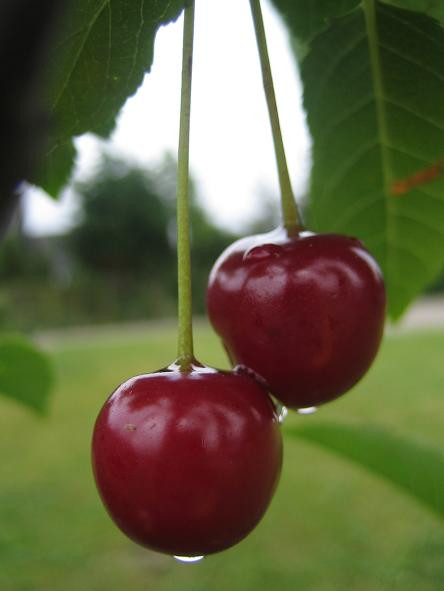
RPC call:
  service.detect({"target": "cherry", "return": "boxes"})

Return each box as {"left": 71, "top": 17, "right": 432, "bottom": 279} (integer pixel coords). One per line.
{"left": 206, "top": 226, "right": 386, "bottom": 409}
{"left": 92, "top": 361, "right": 282, "bottom": 557}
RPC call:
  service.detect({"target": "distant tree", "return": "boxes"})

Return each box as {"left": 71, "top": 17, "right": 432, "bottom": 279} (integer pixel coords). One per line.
{"left": 66, "top": 152, "right": 238, "bottom": 312}
{"left": 69, "top": 155, "right": 174, "bottom": 277}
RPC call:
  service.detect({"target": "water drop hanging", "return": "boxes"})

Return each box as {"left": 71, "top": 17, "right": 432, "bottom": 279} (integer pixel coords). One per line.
{"left": 173, "top": 555, "right": 205, "bottom": 564}
{"left": 297, "top": 406, "right": 317, "bottom": 415}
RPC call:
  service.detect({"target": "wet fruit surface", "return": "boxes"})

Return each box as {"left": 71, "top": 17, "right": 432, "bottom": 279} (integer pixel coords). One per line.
{"left": 92, "top": 362, "right": 282, "bottom": 556}
{"left": 207, "top": 227, "right": 386, "bottom": 408}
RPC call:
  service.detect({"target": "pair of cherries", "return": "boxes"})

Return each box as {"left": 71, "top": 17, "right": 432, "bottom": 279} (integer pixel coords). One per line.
{"left": 92, "top": 226, "right": 386, "bottom": 558}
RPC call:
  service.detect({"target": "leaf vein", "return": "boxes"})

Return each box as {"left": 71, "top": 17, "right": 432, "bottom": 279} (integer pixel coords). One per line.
{"left": 381, "top": 5, "right": 444, "bottom": 52}
{"left": 395, "top": 210, "right": 444, "bottom": 239}
{"left": 318, "top": 95, "right": 374, "bottom": 148}
{"left": 128, "top": 0, "right": 146, "bottom": 84}
{"left": 52, "top": 0, "right": 110, "bottom": 111}
{"left": 386, "top": 239, "right": 431, "bottom": 273}
{"left": 383, "top": 97, "right": 444, "bottom": 135}
{"left": 385, "top": 143, "right": 435, "bottom": 165}
{"left": 329, "top": 190, "right": 381, "bottom": 231}
{"left": 380, "top": 42, "right": 444, "bottom": 85}
{"left": 414, "top": 187, "right": 444, "bottom": 205}
{"left": 321, "top": 138, "right": 379, "bottom": 198}
{"left": 309, "top": 33, "right": 367, "bottom": 117}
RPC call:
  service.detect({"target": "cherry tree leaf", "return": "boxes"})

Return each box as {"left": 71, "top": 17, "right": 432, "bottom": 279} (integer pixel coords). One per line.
{"left": 275, "top": 0, "right": 444, "bottom": 318}
{"left": 388, "top": 1, "right": 444, "bottom": 22}
{"left": 31, "top": 0, "right": 185, "bottom": 196}
{"left": 0, "top": 335, "right": 54, "bottom": 414}
{"left": 269, "top": 0, "right": 360, "bottom": 43}
{"left": 286, "top": 422, "right": 444, "bottom": 520}
{"left": 270, "top": 0, "right": 444, "bottom": 42}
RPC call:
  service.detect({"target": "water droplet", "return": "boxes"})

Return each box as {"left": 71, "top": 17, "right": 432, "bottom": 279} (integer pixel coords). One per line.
{"left": 243, "top": 243, "right": 283, "bottom": 262}
{"left": 173, "top": 555, "right": 205, "bottom": 564}
{"left": 278, "top": 405, "right": 288, "bottom": 424}
{"left": 297, "top": 406, "right": 317, "bottom": 415}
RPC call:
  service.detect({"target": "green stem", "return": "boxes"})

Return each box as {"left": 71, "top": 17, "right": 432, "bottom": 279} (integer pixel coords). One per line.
{"left": 176, "top": 0, "right": 195, "bottom": 368}
{"left": 249, "top": 0, "right": 301, "bottom": 231}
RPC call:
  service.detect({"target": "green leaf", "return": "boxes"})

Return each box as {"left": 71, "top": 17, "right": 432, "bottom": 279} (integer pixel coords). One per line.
{"left": 0, "top": 335, "right": 54, "bottom": 414}
{"left": 30, "top": 140, "right": 76, "bottom": 198}
{"left": 387, "top": 1, "right": 444, "bottom": 22}
{"left": 286, "top": 422, "right": 444, "bottom": 520}
{"left": 297, "top": 1, "right": 444, "bottom": 318}
{"left": 270, "top": 1, "right": 444, "bottom": 42}
{"left": 34, "top": 0, "right": 185, "bottom": 196}
{"left": 270, "top": 0, "right": 359, "bottom": 43}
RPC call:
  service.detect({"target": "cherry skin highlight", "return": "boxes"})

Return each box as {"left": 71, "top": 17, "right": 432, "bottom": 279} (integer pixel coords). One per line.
{"left": 92, "top": 361, "right": 282, "bottom": 557}
{"left": 206, "top": 227, "right": 386, "bottom": 409}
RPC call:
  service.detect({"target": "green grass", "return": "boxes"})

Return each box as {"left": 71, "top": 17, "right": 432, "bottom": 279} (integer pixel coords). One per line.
{"left": 1, "top": 321, "right": 444, "bottom": 591}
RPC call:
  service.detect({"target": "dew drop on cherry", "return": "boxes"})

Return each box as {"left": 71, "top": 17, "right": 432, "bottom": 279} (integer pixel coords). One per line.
{"left": 173, "top": 555, "right": 205, "bottom": 564}
{"left": 277, "top": 405, "right": 288, "bottom": 424}
{"left": 243, "top": 243, "right": 283, "bottom": 262}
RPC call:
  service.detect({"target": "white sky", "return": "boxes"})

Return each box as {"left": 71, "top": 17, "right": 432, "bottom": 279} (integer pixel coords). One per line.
{"left": 24, "top": 0, "right": 311, "bottom": 236}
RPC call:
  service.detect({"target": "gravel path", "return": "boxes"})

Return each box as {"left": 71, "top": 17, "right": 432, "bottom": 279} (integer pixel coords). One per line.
{"left": 389, "top": 296, "right": 444, "bottom": 332}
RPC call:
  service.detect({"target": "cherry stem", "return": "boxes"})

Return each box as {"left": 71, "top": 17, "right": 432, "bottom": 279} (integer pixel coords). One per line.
{"left": 249, "top": 0, "right": 301, "bottom": 231}
{"left": 176, "top": 0, "right": 195, "bottom": 368}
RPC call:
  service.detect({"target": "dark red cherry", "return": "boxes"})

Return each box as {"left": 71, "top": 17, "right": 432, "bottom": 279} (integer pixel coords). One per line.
{"left": 92, "top": 361, "right": 282, "bottom": 557}
{"left": 206, "top": 227, "right": 386, "bottom": 409}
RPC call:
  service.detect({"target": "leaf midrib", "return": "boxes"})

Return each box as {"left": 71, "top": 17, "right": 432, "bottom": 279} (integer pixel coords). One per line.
{"left": 363, "top": 0, "right": 395, "bottom": 277}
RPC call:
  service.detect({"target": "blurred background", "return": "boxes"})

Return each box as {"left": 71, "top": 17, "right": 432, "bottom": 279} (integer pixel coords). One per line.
{"left": 3, "top": 144, "right": 444, "bottom": 332}
{"left": 0, "top": 150, "right": 279, "bottom": 332}
{"left": 2, "top": 1, "right": 444, "bottom": 590}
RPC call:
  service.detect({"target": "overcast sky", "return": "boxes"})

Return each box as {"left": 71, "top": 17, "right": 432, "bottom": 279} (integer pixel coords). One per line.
{"left": 24, "top": 0, "right": 311, "bottom": 236}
